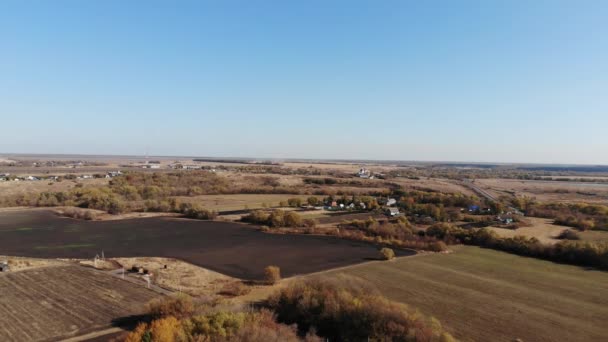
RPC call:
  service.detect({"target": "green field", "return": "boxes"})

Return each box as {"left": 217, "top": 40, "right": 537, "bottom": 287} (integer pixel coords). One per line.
{"left": 331, "top": 246, "right": 608, "bottom": 342}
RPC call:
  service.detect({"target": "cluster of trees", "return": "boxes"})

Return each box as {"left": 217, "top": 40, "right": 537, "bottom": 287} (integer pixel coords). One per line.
{"left": 125, "top": 277, "right": 456, "bottom": 342}
{"left": 526, "top": 202, "right": 608, "bottom": 231}
{"left": 127, "top": 295, "right": 318, "bottom": 342}
{"left": 395, "top": 190, "right": 480, "bottom": 222}
{"left": 242, "top": 210, "right": 316, "bottom": 228}
{"left": 321, "top": 194, "right": 381, "bottom": 210}
{"left": 425, "top": 223, "right": 608, "bottom": 270}
{"left": 336, "top": 217, "right": 448, "bottom": 252}
{"left": 266, "top": 275, "right": 456, "bottom": 341}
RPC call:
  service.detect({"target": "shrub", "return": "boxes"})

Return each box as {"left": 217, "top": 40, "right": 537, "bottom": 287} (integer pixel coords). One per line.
{"left": 429, "top": 240, "right": 449, "bottom": 252}
{"left": 380, "top": 247, "right": 395, "bottom": 260}
{"left": 268, "top": 210, "right": 285, "bottom": 227}
{"left": 556, "top": 229, "right": 581, "bottom": 240}
{"left": 284, "top": 211, "right": 302, "bottom": 227}
{"left": 179, "top": 202, "right": 218, "bottom": 220}
{"left": 219, "top": 282, "right": 251, "bottom": 297}
{"left": 287, "top": 198, "right": 303, "bottom": 207}
{"left": 147, "top": 294, "right": 194, "bottom": 319}
{"left": 264, "top": 265, "right": 281, "bottom": 285}
{"left": 59, "top": 207, "right": 97, "bottom": 220}
{"left": 307, "top": 196, "right": 320, "bottom": 206}
{"left": 302, "top": 218, "right": 317, "bottom": 228}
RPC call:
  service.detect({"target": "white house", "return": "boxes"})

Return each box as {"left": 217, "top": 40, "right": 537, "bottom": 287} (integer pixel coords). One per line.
{"left": 358, "top": 168, "right": 371, "bottom": 178}
{"left": 386, "top": 208, "right": 400, "bottom": 217}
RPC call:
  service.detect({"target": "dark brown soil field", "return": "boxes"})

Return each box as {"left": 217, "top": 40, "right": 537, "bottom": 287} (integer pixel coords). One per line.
{"left": 0, "top": 265, "right": 158, "bottom": 341}
{"left": 0, "top": 210, "right": 413, "bottom": 279}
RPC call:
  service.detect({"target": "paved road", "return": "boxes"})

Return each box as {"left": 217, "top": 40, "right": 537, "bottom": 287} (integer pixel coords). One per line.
{"left": 461, "top": 179, "right": 497, "bottom": 201}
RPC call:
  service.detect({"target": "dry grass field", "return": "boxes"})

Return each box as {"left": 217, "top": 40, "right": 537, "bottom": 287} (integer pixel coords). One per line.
{"left": 0, "top": 255, "right": 65, "bottom": 272}
{"left": 112, "top": 257, "right": 236, "bottom": 297}
{"left": 0, "top": 265, "right": 158, "bottom": 341}
{"left": 393, "top": 177, "right": 476, "bottom": 196}
{"left": 487, "top": 217, "right": 568, "bottom": 244}
{"left": 332, "top": 246, "right": 608, "bottom": 342}
{"left": 579, "top": 230, "right": 608, "bottom": 243}
{"left": 475, "top": 178, "right": 608, "bottom": 204}
{"left": 0, "top": 178, "right": 108, "bottom": 198}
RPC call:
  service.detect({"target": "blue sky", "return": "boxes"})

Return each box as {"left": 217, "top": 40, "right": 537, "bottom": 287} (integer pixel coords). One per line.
{"left": 1, "top": 0, "right": 607, "bottom": 164}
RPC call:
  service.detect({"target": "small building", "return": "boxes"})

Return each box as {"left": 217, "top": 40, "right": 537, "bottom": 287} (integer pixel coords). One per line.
{"left": 357, "top": 168, "right": 371, "bottom": 178}
{"left": 386, "top": 208, "right": 400, "bottom": 217}
{"left": 106, "top": 171, "right": 122, "bottom": 178}
{"left": 184, "top": 165, "right": 202, "bottom": 170}
{"left": 387, "top": 198, "right": 397, "bottom": 206}
{"left": 0, "top": 261, "right": 9, "bottom": 272}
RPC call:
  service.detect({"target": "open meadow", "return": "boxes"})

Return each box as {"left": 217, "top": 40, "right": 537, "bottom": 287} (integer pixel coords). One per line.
{"left": 332, "top": 246, "right": 608, "bottom": 342}
{"left": 475, "top": 178, "right": 608, "bottom": 204}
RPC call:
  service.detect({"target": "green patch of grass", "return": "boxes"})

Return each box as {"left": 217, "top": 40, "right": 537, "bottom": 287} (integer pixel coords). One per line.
{"left": 35, "top": 243, "right": 95, "bottom": 250}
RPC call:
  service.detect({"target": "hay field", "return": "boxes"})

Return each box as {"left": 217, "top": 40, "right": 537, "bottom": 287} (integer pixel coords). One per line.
{"left": 332, "top": 246, "right": 608, "bottom": 342}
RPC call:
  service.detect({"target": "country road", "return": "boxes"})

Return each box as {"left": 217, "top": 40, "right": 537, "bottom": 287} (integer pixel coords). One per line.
{"left": 460, "top": 179, "right": 497, "bottom": 202}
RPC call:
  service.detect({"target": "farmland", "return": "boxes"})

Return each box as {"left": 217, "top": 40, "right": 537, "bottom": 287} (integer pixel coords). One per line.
{"left": 0, "top": 265, "right": 158, "bottom": 341}
{"left": 0, "top": 209, "right": 413, "bottom": 280}
{"left": 333, "top": 246, "right": 608, "bottom": 342}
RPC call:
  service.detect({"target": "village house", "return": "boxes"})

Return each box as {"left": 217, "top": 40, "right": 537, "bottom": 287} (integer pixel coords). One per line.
{"left": 357, "top": 167, "right": 371, "bottom": 178}
{"left": 386, "top": 207, "right": 400, "bottom": 217}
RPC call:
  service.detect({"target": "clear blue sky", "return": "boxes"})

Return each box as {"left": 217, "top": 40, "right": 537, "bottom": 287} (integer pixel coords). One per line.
{"left": 1, "top": 0, "right": 607, "bottom": 164}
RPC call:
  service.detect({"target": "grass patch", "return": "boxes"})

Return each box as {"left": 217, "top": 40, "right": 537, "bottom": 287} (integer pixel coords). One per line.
{"left": 330, "top": 245, "right": 608, "bottom": 342}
